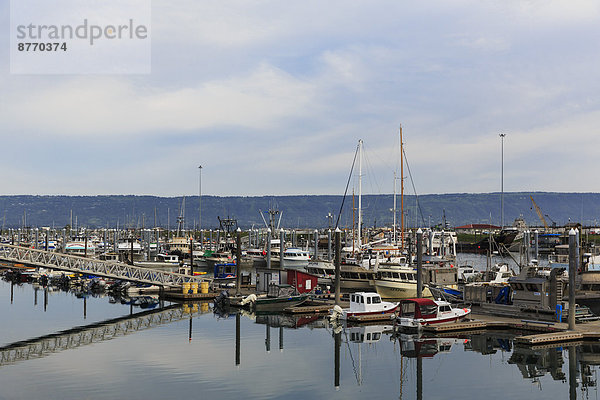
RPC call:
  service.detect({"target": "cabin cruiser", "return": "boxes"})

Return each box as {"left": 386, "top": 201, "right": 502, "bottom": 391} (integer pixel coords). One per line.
{"left": 397, "top": 298, "right": 471, "bottom": 329}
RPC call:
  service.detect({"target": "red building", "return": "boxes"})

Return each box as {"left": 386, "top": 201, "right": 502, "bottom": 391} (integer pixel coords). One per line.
{"left": 286, "top": 269, "right": 319, "bottom": 294}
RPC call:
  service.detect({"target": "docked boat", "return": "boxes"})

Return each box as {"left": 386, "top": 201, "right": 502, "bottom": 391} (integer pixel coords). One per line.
{"left": 397, "top": 298, "right": 471, "bottom": 329}
{"left": 333, "top": 292, "right": 399, "bottom": 320}
{"left": 253, "top": 284, "right": 309, "bottom": 312}
{"left": 214, "top": 262, "right": 237, "bottom": 280}
{"left": 374, "top": 264, "right": 433, "bottom": 300}
{"left": 280, "top": 248, "right": 311, "bottom": 269}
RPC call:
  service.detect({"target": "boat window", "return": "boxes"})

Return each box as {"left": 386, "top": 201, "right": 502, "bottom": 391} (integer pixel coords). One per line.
{"left": 373, "top": 333, "right": 381, "bottom": 341}
{"left": 351, "top": 294, "right": 356, "bottom": 303}
{"left": 440, "top": 305, "right": 451, "bottom": 312}
{"left": 401, "top": 302, "right": 415, "bottom": 317}
{"left": 372, "top": 296, "right": 381, "bottom": 304}
{"left": 512, "top": 283, "right": 524, "bottom": 290}
{"left": 367, "top": 297, "right": 371, "bottom": 304}
{"left": 393, "top": 272, "right": 400, "bottom": 279}
{"left": 400, "top": 273, "right": 407, "bottom": 280}
{"left": 525, "top": 283, "right": 540, "bottom": 292}
{"left": 366, "top": 333, "right": 371, "bottom": 340}
{"left": 350, "top": 272, "right": 359, "bottom": 279}
{"left": 419, "top": 304, "right": 437, "bottom": 315}
{"left": 359, "top": 273, "right": 367, "bottom": 279}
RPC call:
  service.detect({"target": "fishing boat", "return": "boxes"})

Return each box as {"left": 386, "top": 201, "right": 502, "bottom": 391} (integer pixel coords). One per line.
{"left": 253, "top": 284, "right": 309, "bottom": 312}
{"left": 397, "top": 298, "right": 470, "bottom": 329}
{"left": 332, "top": 292, "right": 399, "bottom": 320}
{"left": 374, "top": 264, "right": 433, "bottom": 300}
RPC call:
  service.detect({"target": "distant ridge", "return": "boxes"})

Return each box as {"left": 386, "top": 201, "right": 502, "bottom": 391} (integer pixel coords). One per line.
{"left": 0, "top": 192, "right": 599, "bottom": 229}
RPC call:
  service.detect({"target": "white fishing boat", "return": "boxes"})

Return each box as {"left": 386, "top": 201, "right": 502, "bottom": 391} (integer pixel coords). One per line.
{"left": 281, "top": 248, "right": 311, "bottom": 269}
{"left": 331, "top": 292, "right": 399, "bottom": 320}
{"left": 397, "top": 298, "right": 471, "bottom": 329}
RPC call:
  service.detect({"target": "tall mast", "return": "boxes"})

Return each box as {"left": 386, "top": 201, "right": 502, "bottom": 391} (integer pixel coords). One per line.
{"left": 393, "top": 171, "right": 397, "bottom": 245}
{"left": 358, "top": 139, "right": 363, "bottom": 249}
{"left": 400, "top": 125, "right": 404, "bottom": 249}
{"left": 352, "top": 188, "right": 355, "bottom": 254}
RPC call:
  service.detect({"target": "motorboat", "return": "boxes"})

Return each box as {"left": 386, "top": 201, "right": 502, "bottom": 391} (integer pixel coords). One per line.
{"left": 332, "top": 292, "right": 399, "bottom": 320}
{"left": 397, "top": 298, "right": 470, "bottom": 329}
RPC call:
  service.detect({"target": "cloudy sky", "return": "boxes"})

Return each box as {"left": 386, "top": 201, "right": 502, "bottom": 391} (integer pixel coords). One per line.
{"left": 1, "top": 0, "right": 600, "bottom": 197}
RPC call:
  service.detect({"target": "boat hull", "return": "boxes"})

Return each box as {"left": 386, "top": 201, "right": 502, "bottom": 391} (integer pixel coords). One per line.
{"left": 398, "top": 310, "right": 471, "bottom": 330}
{"left": 374, "top": 280, "right": 433, "bottom": 300}
{"left": 341, "top": 304, "right": 399, "bottom": 320}
{"left": 254, "top": 295, "right": 309, "bottom": 312}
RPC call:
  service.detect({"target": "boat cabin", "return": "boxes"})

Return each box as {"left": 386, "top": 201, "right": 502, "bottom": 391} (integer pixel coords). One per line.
{"left": 398, "top": 298, "right": 456, "bottom": 320}
{"left": 348, "top": 292, "right": 387, "bottom": 313}
{"left": 214, "top": 262, "right": 237, "bottom": 279}
{"left": 157, "top": 253, "right": 179, "bottom": 264}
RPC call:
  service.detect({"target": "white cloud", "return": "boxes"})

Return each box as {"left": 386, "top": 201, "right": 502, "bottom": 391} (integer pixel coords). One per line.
{"left": 2, "top": 0, "right": 600, "bottom": 195}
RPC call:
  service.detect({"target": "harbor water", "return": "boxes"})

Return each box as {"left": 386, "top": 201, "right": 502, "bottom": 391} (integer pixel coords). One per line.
{"left": 0, "top": 257, "right": 596, "bottom": 400}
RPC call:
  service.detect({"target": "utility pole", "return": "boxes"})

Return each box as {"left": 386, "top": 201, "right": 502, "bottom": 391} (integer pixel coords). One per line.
{"left": 499, "top": 133, "right": 506, "bottom": 228}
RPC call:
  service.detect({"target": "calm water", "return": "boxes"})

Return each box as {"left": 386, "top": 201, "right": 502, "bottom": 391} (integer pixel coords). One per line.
{"left": 0, "top": 268, "right": 597, "bottom": 400}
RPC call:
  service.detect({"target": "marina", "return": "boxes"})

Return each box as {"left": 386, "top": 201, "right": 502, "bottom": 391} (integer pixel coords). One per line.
{"left": 2, "top": 272, "right": 600, "bottom": 400}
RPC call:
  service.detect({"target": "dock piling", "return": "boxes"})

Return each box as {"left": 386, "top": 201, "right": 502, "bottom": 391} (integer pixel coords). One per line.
{"left": 334, "top": 228, "right": 341, "bottom": 305}
{"left": 568, "top": 228, "right": 578, "bottom": 330}
{"left": 236, "top": 228, "right": 241, "bottom": 295}
{"left": 417, "top": 228, "right": 423, "bottom": 298}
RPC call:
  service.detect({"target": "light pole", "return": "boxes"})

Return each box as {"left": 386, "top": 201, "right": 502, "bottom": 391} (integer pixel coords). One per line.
{"left": 499, "top": 133, "right": 506, "bottom": 228}
{"left": 198, "top": 165, "right": 202, "bottom": 235}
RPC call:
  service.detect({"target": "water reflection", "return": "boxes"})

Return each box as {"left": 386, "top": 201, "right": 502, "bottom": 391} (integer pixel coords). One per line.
{"left": 4, "top": 276, "right": 600, "bottom": 399}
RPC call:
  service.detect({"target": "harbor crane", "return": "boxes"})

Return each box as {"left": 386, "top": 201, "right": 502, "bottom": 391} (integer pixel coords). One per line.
{"left": 529, "top": 195, "right": 549, "bottom": 230}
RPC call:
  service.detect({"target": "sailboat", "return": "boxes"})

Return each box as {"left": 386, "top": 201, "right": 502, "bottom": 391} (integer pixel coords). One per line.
{"left": 373, "top": 125, "right": 435, "bottom": 300}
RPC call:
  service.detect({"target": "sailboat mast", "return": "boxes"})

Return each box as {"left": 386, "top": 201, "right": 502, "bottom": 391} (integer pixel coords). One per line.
{"left": 400, "top": 125, "right": 405, "bottom": 249}
{"left": 358, "top": 139, "right": 363, "bottom": 249}
{"left": 393, "top": 171, "right": 397, "bottom": 245}
{"left": 352, "top": 188, "right": 356, "bottom": 254}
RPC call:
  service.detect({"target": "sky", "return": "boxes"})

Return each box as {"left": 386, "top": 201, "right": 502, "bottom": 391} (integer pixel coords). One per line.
{"left": 1, "top": 0, "right": 600, "bottom": 197}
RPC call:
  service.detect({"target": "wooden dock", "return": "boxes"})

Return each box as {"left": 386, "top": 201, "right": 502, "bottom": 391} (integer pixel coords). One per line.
{"left": 162, "top": 291, "right": 219, "bottom": 301}
{"left": 422, "top": 321, "right": 489, "bottom": 333}
{"left": 346, "top": 313, "right": 396, "bottom": 323}
{"left": 515, "top": 331, "right": 584, "bottom": 345}
{"left": 284, "top": 304, "right": 334, "bottom": 314}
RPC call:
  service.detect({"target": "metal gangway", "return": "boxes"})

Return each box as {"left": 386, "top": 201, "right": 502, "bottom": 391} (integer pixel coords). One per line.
{"left": 0, "top": 304, "right": 204, "bottom": 366}
{"left": 0, "top": 243, "right": 206, "bottom": 287}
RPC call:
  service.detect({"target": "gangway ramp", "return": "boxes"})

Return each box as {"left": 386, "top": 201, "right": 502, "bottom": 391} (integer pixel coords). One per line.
{"left": 0, "top": 243, "right": 207, "bottom": 287}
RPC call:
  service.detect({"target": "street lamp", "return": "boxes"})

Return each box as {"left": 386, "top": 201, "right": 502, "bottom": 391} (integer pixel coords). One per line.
{"left": 499, "top": 133, "right": 506, "bottom": 228}
{"left": 198, "top": 165, "right": 202, "bottom": 234}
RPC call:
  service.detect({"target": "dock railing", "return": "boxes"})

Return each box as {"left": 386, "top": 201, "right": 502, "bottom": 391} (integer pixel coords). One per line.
{"left": 0, "top": 243, "right": 206, "bottom": 287}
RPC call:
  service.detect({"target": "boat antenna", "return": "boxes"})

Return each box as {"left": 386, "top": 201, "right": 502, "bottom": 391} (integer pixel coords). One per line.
{"left": 335, "top": 142, "right": 360, "bottom": 229}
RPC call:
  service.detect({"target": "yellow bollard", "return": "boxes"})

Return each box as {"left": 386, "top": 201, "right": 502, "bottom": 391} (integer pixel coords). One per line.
{"left": 182, "top": 282, "right": 191, "bottom": 295}
{"left": 190, "top": 282, "right": 198, "bottom": 294}
{"left": 200, "top": 281, "right": 209, "bottom": 294}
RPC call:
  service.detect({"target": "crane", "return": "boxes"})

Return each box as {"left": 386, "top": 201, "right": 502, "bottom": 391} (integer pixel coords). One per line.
{"left": 530, "top": 195, "right": 549, "bottom": 230}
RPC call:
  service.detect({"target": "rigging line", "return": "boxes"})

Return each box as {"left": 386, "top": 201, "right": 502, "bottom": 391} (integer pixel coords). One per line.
{"left": 342, "top": 329, "right": 361, "bottom": 385}
{"left": 361, "top": 145, "right": 385, "bottom": 227}
{"left": 335, "top": 143, "right": 359, "bottom": 230}
{"left": 402, "top": 146, "right": 426, "bottom": 227}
